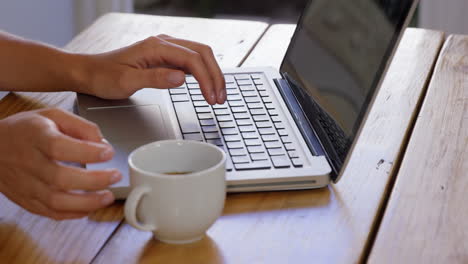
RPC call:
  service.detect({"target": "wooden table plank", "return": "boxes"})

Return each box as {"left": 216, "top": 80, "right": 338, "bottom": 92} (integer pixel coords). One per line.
{"left": 0, "top": 13, "right": 267, "bottom": 264}
{"left": 93, "top": 27, "right": 444, "bottom": 264}
{"left": 368, "top": 35, "right": 468, "bottom": 263}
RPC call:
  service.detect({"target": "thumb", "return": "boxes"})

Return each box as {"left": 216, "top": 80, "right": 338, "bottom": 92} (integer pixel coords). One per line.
{"left": 130, "top": 68, "right": 185, "bottom": 90}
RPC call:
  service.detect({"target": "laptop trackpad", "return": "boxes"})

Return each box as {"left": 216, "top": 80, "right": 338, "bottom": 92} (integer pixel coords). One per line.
{"left": 85, "top": 105, "right": 170, "bottom": 199}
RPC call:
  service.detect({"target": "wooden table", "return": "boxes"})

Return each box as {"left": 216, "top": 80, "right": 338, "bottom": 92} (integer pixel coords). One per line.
{"left": 0, "top": 12, "right": 462, "bottom": 263}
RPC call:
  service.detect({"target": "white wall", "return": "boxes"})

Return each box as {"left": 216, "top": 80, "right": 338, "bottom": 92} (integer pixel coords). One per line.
{"left": 0, "top": 0, "right": 133, "bottom": 47}
{"left": 0, "top": 1, "right": 75, "bottom": 46}
{"left": 419, "top": 0, "right": 468, "bottom": 35}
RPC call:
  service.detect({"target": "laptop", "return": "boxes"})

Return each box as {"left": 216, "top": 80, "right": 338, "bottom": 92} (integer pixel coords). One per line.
{"left": 77, "top": 0, "right": 419, "bottom": 198}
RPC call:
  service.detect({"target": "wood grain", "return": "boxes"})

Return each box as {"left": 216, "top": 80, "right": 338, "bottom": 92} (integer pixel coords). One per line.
{"left": 0, "top": 13, "right": 267, "bottom": 264}
{"left": 368, "top": 35, "right": 468, "bottom": 263}
{"left": 93, "top": 28, "right": 444, "bottom": 264}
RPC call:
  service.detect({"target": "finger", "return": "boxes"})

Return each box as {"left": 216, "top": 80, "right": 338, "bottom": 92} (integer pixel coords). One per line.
{"left": 125, "top": 67, "right": 185, "bottom": 90}
{"left": 158, "top": 35, "right": 226, "bottom": 104}
{"left": 31, "top": 199, "right": 89, "bottom": 220}
{"left": 38, "top": 128, "right": 113, "bottom": 163}
{"left": 141, "top": 37, "right": 217, "bottom": 104}
{"left": 47, "top": 163, "right": 122, "bottom": 191}
{"left": 38, "top": 108, "right": 104, "bottom": 143}
{"left": 37, "top": 187, "right": 115, "bottom": 213}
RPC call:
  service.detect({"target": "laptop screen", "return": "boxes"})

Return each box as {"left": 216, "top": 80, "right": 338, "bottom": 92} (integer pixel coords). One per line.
{"left": 280, "top": 0, "right": 416, "bottom": 180}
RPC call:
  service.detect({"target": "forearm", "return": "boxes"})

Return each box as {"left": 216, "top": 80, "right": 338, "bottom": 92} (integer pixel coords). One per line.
{"left": 0, "top": 31, "right": 88, "bottom": 93}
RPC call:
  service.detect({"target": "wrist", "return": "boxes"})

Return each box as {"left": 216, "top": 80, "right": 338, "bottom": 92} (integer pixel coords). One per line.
{"left": 62, "top": 52, "right": 93, "bottom": 95}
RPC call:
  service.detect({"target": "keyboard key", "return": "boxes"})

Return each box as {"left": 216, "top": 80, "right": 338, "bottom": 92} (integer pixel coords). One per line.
{"left": 169, "top": 89, "right": 188, "bottom": 95}
{"left": 284, "top": 143, "right": 296, "bottom": 151}
{"left": 258, "top": 127, "right": 276, "bottom": 135}
{"left": 231, "top": 106, "right": 248, "bottom": 113}
{"left": 253, "top": 115, "right": 270, "bottom": 122}
{"left": 234, "top": 113, "right": 250, "bottom": 119}
{"left": 281, "top": 136, "right": 293, "bottom": 143}
{"left": 250, "top": 108, "right": 267, "bottom": 115}
{"left": 254, "top": 79, "right": 264, "bottom": 85}
{"left": 228, "top": 101, "right": 245, "bottom": 107}
{"left": 251, "top": 73, "right": 262, "bottom": 80}
{"left": 242, "top": 91, "right": 257, "bottom": 97}
{"left": 234, "top": 160, "right": 271, "bottom": 170}
{"left": 291, "top": 158, "right": 303, "bottom": 167}
{"left": 262, "top": 134, "right": 280, "bottom": 142}
{"left": 247, "top": 103, "right": 263, "bottom": 109}
{"left": 186, "top": 76, "right": 197, "bottom": 83}
{"left": 244, "top": 139, "right": 262, "bottom": 146}
{"left": 250, "top": 152, "right": 268, "bottom": 161}
{"left": 226, "top": 83, "right": 238, "bottom": 89}
{"left": 271, "top": 155, "right": 291, "bottom": 168}
{"left": 256, "top": 121, "right": 273, "bottom": 128}
{"left": 191, "top": 95, "right": 205, "bottom": 101}
{"left": 230, "top": 148, "right": 248, "bottom": 156}
{"left": 207, "top": 139, "right": 223, "bottom": 146}
{"left": 227, "top": 94, "right": 242, "bottom": 101}
{"left": 221, "top": 127, "right": 238, "bottom": 135}
{"left": 193, "top": 101, "right": 209, "bottom": 107}
{"left": 235, "top": 74, "right": 250, "bottom": 80}
{"left": 183, "top": 133, "right": 203, "bottom": 141}
{"left": 214, "top": 109, "right": 230, "bottom": 115}
{"left": 218, "top": 121, "right": 236, "bottom": 128}
{"left": 288, "top": 151, "right": 299, "bottom": 158}
{"left": 216, "top": 115, "right": 233, "bottom": 122}
{"left": 262, "top": 97, "right": 273, "bottom": 104}
{"left": 225, "top": 75, "right": 235, "bottom": 83}
{"left": 275, "top": 123, "right": 286, "bottom": 129}
{"left": 198, "top": 113, "right": 214, "bottom": 120}
{"left": 227, "top": 141, "right": 244, "bottom": 149}
{"left": 237, "top": 79, "right": 253, "bottom": 86}
{"left": 245, "top": 97, "right": 261, "bottom": 103}
{"left": 256, "top": 84, "right": 266, "bottom": 91}
{"left": 171, "top": 94, "right": 189, "bottom": 102}
{"left": 268, "top": 148, "right": 286, "bottom": 156}
{"left": 187, "top": 83, "right": 200, "bottom": 89}
{"left": 232, "top": 156, "right": 250, "bottom": 164}
{"left": 195, "top": 106, "right": 211, "bottom": 113}
{"left": 212, "top": 103, "right": 228, "bottom": 109}
{"left": 224, "top": 135, "right": 242, "bottom": 142}
{"left": 264, "top": 141, "right": 282, "bottom": 149}
{"left": 259, "top": 91, "right": 269, "bottom": 97}
{"left": 278, "top": 129, "right": 288, "bottom": 136}
{"left": 200, "top": 119, "right": 216, "bottom": 126}
{"left": 239, "top": 125, "right": 256, "bottom": 132}
{"left": 236, "top": 119, "right": 253, "bottom": 126}
{"left": 268, "top": 109, "right": 279, "bottom": 116}
{"left": 271, "top": 116, "right": 282, "bottom": 123}
{"left": 202, "top": 125, "right": 218, "bottom": 133}
{"left": 189, "top": 89, "right": 202, "bottom": 95}
{"left": 241, "top": 132, "right": 259, "bottom": 139}
{"left": 204, "top": 132, "right": 221, "bottom": 139}
{"left": 227, "top": 89, "right": 240, "bottom": 95}
{"left": 239, "top": 85, "right": 255, "bottom": 91}
{"left": 247, "top": 146, "right": 265, "bottom": 153}
{"left": 173, "top": 102, "right": 200, "bottom": 133}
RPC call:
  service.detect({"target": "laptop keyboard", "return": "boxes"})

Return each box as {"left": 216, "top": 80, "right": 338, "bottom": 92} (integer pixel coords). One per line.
{"left": 169, "top": 73, "right": 304, "bottom": 171}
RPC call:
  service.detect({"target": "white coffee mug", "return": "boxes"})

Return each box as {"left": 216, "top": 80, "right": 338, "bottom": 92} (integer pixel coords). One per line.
{"left": 124, "top": 140, "right": 226, "bottom": 244}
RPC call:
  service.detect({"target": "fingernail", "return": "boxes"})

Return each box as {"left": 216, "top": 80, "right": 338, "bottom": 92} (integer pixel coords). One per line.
{"left": 167, "top": 71, "right": 184, "bottom": 85}
{"left": 110, "top": 172, "right": 122, "bottom": 184}
{"left": 100, "top": 148, "right": 114, "bottom": 160}
{"left": 210, "top": 94, "right": 216, "bottom": 105}
{"left": 218, "top": 89, "right": 226, "bottom": 103}
{"left": 101, "top": 138, "right": 110, "bottom": 145}
{"left": 101, "top": 192, "right": 114, "bottom": 206}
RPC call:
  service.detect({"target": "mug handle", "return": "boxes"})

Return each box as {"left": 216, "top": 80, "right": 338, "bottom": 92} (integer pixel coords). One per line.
{"left": 124, "top": 185, "right": 156, "bottom": 231}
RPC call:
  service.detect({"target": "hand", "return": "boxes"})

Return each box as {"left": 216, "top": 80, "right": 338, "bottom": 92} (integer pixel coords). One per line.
{"left": 0, "top": 108, "right": 122, "bottom": 220}
{"left": 80, "top": 34, "right": 226, "bottom": 104}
